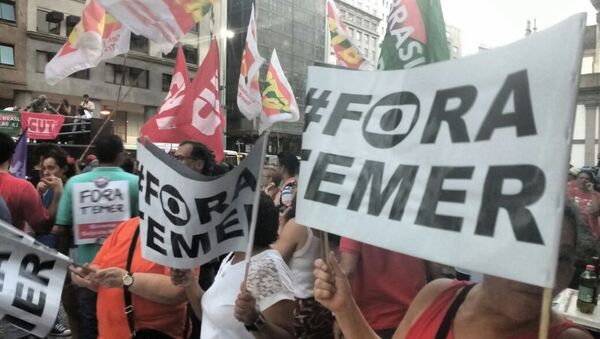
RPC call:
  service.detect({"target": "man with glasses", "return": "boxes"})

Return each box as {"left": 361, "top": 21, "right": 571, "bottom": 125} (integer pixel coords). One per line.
{"left": 173, "top": 140, "right": 216, "bottom": 175}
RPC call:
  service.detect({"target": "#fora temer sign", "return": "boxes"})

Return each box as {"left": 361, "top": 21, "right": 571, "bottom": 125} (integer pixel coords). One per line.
{"left": 296, "top": 14, "right": 585, "bottom": 288}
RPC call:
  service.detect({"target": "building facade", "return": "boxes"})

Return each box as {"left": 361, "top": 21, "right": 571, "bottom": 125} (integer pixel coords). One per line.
{"left": 335, "top": 0, "right": 382, "bottom": 66}
{"left": 0, "top": 0, "right": 223, "bottom": 150}
{"left": 226, "top": 0, "right": 327, "bottom": 154}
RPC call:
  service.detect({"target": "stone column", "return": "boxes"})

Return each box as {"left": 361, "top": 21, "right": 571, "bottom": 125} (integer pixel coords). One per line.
{"left": 591, "top": 1, "right": 600, "bottom": 72}
{"left": 585, "top": 105, "right": 598, "bottom": 166}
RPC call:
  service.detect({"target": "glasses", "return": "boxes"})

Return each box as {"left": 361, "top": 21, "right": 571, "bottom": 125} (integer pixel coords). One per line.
{"left": 172, "top": 154, "right": 196, "bottom": 162}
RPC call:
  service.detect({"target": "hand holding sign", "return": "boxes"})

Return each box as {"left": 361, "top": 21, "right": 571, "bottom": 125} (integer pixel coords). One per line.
{"left": 234, "top": 290, "right": 258, "bottom": 325}
{"left": 313, "top": 253, "right": 353, "bottom": 314}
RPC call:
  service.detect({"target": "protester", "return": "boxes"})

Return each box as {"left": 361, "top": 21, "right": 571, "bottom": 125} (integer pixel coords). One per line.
{"left": 0, "top": 132, "right": 56, "bottom": 232}
{"left": 274, "top": 152, "right": 299, "bottom": 209}
{"left": 57, "top": 98, "right": 73, "bottom": 116}
{"left": 262, "top": 164, "right": 281, "bottom": 200}
{"left": 313, "top": 203, "right": 591, "bottom": 339}
{"left": 171, "top": 193, "right": 295, "bottom": 339}
{"left": 80, "top": 94, "right": 95, "bottom": 116}
{"left": 174, "top": 140, "right": 217, "bottom": 175}
{"left": 338, "top": 237, "right": 436, "bottom": 339}
{"left": 25, "top": 94, "right": 59, "bottom": 113}
{"left": 567, "top": 171, "right": 600, "bottom": 238}
{"left": 52, "top": 134, "right": 139, "bottom": 338}
{"left": 70, "top": 217, "right": 191, "bottom": 339}
{"left": 272, "top": 202, "right": 334, "bottom": 339}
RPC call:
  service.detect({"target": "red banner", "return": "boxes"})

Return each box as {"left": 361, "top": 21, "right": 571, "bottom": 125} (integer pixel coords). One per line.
{"left": 21, "top": 112, "right": 65, "bottom": 140}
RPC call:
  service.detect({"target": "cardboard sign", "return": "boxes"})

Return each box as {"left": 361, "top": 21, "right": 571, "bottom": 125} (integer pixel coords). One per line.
{"left": 296, "top": 14, "right": 585, "bottom": 288}
{"left": 20, "top": 112, "right": 65, "bottom": 140}
{"left": 72, "top": 179, "right": 131, "bottom": 245}
{"left": 0, "top": 221, "right": 70, "bottom": 338}
{"left": 137, "top": 136, "right": 265, "bottom": 268}
{"left": 0, "top": 111, "right": 21, "bottom": 137}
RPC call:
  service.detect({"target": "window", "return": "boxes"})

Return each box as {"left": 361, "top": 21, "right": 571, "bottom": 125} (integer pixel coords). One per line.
{"left": 162, "top": 73, "right": 172, "bottom": 92}
{"left": 130, "top": 33, "right": 149, "bottom": 53}
{"left": 105, "top": 63, "right": 149, "bottom": 89}
{"left": 183, "top": 45, "right": 198, "bottom": 65}
{"left": 36, "top": 50, "right": 54, "bottom": 72}
{"left": 0, "top": 43, "right": 14, "bottom": 65}
{"left": 37, "top": 9, "right": 61, "bottom": 35}
{"left": 71, "top": 69, "right": 90, "bottom": 79}
{"left": 162, "top": 48, "right": 177, "bottom": 60}
{"left": 66, "top": 15, "right": 79, "bottom": 36}
{"left": 0, "top": 1, "right": 16, "bottom": 23}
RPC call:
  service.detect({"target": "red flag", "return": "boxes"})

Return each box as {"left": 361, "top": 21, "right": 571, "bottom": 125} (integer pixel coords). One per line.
{"left": 140, "top": 46, "right": 190, "bottom": 142}
{"left": 178, "top": 40, "right": 224, "bottom": 162}
{"left": 21, "top": 112, "right": 65, "bottom": 140}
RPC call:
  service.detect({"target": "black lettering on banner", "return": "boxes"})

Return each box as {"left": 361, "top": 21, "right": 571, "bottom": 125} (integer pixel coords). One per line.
{"left": 147, "top": 217, "right": 167, "bottom": 255}
{"left": 415, "top": 166, "right": 475, "bottom": 231}
{"left": 232, "top": 168, "right": 257, "bottom": 201}
{"left": 243, "top": 204, "right": 253, "bottom": 229}
{"left": 475, "top": 70, "right": 537, "bottom": 141}
{"left": 216, "top": 209, "right": 244, "bottom": 243}
{"left": 145, "top": 171, "right": 159, "bottom": 205}
{"left": 80, "top": 190, "right": 91, "bottom": 203}
{"left": 323, "top": 94, "right": 372, "bottom": 136}
{"left": 0, "top": 252, "right": 8, "bottom": 292}
{"left": 0, "top": 271, "right": 4, "bottom": 292}
{"left": 348, "top": 161, "right": 418, "bottom": 220}
{"left": 421, "top": 86, "right": 478, "bottom": 144}
{"left": 475, "top": 165, "right": 545, "bottom": 244}
{"left": 196, "top": 192, "right": 229, "bottom": 224}
{"left": 3, "top": 314, "right": 35, "bottom": 331}
{"left": 171, "top": 231, "right": 211, "bottom": 258}
{"left": 305, "top": 152, "right": 354, "bottom": 206}
{"left": 19, "top": 254, "right": 54, "bottom": 286}
{"left": 304, "top": 88, "right": 332, "bottom": 132}
{"left": 12, "top": 282, "right": 46, "bottom": 316}
{"left": 362, "top": 91, "right": 420, "bottom": 148}
{"left": 138, "top": 164, "right": 145, "bottom": 193}
{"left": 300, "top": 149, "right": 312, "bottom": 161}
{"left": 160, "top": 184, "right": 190, "bottom": 226}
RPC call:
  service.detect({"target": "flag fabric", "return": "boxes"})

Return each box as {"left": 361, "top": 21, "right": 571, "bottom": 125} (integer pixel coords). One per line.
{"left": 237, "top": 4, "right": 265, "bottom": 120}
{"left": 98, "top": 0, "right": 217, "bottom": 54}
{"left": 378, "top": 0, "right": 449, "bottom": 70}
{"left": 9, "top": 131, "right": 27, "bottom": 178}
{"left": 140, "top": 46, "right": 190, "bottom": 142}
{"left": 260, "top": 49, "right": 299, "bottom": 133}
{"left": 178, "top": 40, "right": 225, "bottom": 161}
{"left": 45, "top": 0, "right": 130, "bottom": 85}
{"left": 326, "top": 0, "right": 371, "bottom": 70}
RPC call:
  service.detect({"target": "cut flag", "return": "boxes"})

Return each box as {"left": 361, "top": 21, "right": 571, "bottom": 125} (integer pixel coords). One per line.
{"left": 45, "top": 0, "right": 130, "bottom": 85}
{"left": 260, "top": 49, "right": 299, "bottom": 133}
{"left": 378, "top": 0, "right": 449, "bottom": 70}
{"left": 98, "top": 0, "right": 217, "bottom": 54}
{"left": 326, "top": 0, "right": 371, "bottom": 70}
{"left": 9, "top": 131, "right": 27, "bottom": 179}
{"left": 237, "top": 4, "right": 265, "bottom": 120}
{"left": 140, "top": 46, "right": 190, "bottom": 142}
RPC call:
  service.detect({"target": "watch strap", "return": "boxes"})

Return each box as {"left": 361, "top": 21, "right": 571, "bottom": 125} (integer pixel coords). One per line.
{"left": 124, "top": 224, "right": 140, "bottom": 336}
{"left": 244, "top": 312, "right": 266, "bottom": 332}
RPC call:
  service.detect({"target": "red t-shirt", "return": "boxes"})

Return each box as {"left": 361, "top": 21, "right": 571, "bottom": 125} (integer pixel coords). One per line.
{"left": 406, "top": 280, "right": 585, "bottom": 338}
{"left": 566, "top": 182, "right": 600, "bottom": 238}
{"left": 0, "top": 172, "right": 48, "bottom": 231}
{"left": 339, "top": 237, "right": 427, "bottom": 331}
{"left": 92, "top": 217, "right": 187, "bottom": 339}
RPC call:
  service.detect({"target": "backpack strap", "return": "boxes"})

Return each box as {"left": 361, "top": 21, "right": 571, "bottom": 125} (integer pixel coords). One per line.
{"left": 124, "top": 225, "right": 140, "bottom": 337}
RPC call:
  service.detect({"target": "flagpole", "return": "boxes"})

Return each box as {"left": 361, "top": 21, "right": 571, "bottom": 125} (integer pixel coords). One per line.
{"left": 220, "top": 0, "right": 228, "bottom": 150}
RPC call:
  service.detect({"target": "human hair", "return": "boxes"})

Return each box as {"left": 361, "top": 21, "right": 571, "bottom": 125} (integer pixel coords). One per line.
{"left": 62, "top": 98, "right": 70, "bottom": 106}
{"left": 83, "top": 94, "right": 89, "bottom": 98}
{"left": 121, "top": 156, "right": 135, "bottom": 173}
{"left": 41, "top": 149, "right": 68, "bottom": 169}
{"left": 254, "top": 192, "right": 280, "bottom": 248}
{"left": 277, "top": 152, "right": 299, "bottom": 177}
{"left": 35, "top": 143, "right": 62, "bottom": 161}
{"left": 0, "top": 132, "right": 15, "bottom": 164}
{"left": 179, "top": 140, "right": 216, "bottom": 175}
{"left": 94, "top": 134, "right": 124, "bottom": 164}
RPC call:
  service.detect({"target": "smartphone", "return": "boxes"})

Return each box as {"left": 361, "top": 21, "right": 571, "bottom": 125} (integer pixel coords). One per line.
{"left": 69, "top": 263, "right": 96, "bottom": 278}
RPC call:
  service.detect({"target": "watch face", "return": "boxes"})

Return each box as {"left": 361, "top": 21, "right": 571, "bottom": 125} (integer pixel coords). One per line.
{"left": 123, "top": 274, "right": 134, "bottom": 287}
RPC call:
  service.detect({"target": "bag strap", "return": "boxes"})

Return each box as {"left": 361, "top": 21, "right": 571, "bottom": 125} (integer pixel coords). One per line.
{"left": 434, "top": 283, "right": 476, "bottom": 339}
{"left": 124, "top": 225, "right": 140, "bottom": 337}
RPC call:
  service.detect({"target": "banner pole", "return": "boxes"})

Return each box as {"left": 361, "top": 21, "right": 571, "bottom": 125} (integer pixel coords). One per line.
{"left": 538, "top": 287, "right": 552, "bottom": 339}
{"left": 243, "top": 131, "right": 269, "bottom": 287}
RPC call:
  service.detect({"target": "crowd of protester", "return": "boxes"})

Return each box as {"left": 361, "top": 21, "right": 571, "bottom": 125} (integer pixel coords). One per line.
{"left": 1, "top": 129, "right": 600, "bottom": 338}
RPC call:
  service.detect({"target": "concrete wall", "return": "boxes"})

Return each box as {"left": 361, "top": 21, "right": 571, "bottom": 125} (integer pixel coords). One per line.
{"left": 0, "top": 0, "right": 28, "bottom": 98}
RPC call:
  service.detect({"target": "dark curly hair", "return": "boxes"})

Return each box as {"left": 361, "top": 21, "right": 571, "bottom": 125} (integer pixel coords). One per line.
{"left": 254, "top": 192, "right": 279, "bottom": 248}
{"left": 277, "top": 152, "right": 299, "bottom": 177}
{"left": 94, "top": 134, "right": 124, "bottom": 164}
{"left": 179, "top": 141, "right": 217, "bottom": 176}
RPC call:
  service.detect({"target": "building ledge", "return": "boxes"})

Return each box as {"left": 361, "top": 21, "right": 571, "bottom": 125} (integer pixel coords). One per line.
{"left": 579, "top": 73, "right": 600, "bottom": 91}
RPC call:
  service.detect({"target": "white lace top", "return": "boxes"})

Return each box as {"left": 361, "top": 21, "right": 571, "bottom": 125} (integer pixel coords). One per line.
{"left": 200, "top": 250, "right": 294, "bottom": 339}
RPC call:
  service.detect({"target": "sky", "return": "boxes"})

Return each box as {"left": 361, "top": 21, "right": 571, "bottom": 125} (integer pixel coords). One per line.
{"left": 441, "top": 0, "right": 597, "bottom": 54}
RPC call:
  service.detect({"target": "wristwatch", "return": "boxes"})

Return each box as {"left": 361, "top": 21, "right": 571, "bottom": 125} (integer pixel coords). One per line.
{"left": 244, "top": 312, "right": 266, "bottom": 332}
{"left": 122, "top": 272, "right": 134, "bottom": 288}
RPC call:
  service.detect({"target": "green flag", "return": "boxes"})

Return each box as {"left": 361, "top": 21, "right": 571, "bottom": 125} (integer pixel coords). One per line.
{"left": 378, "top": 0, "right": 449, "bottom": 70}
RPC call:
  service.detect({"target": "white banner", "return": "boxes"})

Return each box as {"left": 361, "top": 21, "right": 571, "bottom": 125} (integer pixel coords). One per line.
{"left": 72, "top": 179, "right": 131, "bottom": 245}
{"left": 297, "top": 14, "right": 586, "bottom": 288}
{"left": 138, "top": 136, "right": 266, "bottom": 268}
{"left": 0, "top": 221, "right": 70, "bottom": 338}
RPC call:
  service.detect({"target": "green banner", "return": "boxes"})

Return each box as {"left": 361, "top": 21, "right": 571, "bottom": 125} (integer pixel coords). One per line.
{"left": 378, "top": 0, "right": 449, "bottom": 70}
{"left": 0, "top": 110, "right": 21, "bottom": 137}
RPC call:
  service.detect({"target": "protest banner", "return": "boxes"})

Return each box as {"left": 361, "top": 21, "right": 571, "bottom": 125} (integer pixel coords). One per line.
{"left": 296, "top": 14, "right": 585, "bottom": 288}
{"left": 0, "top": 110, "right": 21, "bottom": 137}
{"left": 138, "top": 135, "right": 266, "bottom": 268}
{"left": 72, "top": 178, "right": 131, "bottom": 245}
{"left": 20, "top": 112, "right": 65, "bottom": 140}
{"left": 0, "top": 221, "right": 70, "bottom": 338}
